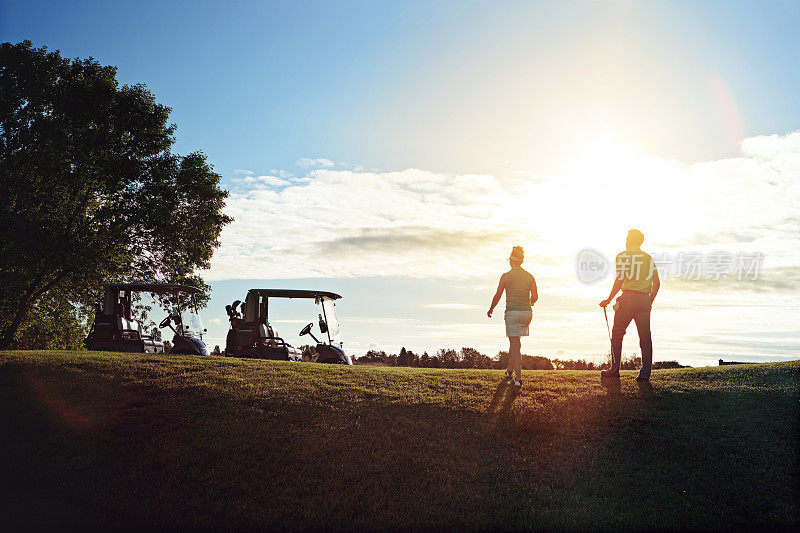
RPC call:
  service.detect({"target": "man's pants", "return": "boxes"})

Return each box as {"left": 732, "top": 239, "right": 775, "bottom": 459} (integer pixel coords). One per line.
{"left": 610, "top": 291, "right": 652, "bottom": 379}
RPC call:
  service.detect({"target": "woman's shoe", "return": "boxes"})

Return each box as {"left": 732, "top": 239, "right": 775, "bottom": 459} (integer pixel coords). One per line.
{"left": 511, "top": 379, "right": 522, "bottom": 389}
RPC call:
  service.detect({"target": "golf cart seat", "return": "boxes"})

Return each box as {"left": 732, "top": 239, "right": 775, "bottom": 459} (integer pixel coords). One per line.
{"left": 117, "top": 316, "right": 143, "bottom": 337}
{"left": 116, "top": 316, "right": 163, "bottom": 353}
{"left": 93, "top": 317, "right": 116, "bottom": 339}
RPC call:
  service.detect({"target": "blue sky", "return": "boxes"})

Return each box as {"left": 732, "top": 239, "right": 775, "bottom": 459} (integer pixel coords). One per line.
{"left": 3, "top": 0, "right": 800, "bottom": 365}
{"left": 5, "top": 0, "right": 800, "bottom": 173}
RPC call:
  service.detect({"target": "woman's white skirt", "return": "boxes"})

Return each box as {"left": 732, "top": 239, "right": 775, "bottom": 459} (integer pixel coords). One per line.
{"left": 504, "top": 310, "right": 533, "bottom": 337}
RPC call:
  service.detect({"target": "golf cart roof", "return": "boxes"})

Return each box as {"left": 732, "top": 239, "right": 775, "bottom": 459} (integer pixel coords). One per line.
{"left": 247, "top": 289, "right": 342, "bottom": 300}
{"left": 106, "top": 283, "right": 202, "bottom": 294}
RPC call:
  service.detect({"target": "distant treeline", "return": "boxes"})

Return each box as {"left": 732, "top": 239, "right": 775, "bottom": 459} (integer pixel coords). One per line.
{"left": 345, "top": 346, "right": 688, "bottom": 370}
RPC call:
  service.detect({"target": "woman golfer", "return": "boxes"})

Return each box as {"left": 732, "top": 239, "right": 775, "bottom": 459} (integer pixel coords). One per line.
{"left": 487, "top": 246, "right": 538, "bottom": 389}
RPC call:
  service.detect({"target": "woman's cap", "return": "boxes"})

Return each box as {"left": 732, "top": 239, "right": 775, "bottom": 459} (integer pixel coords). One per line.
{"left": 509, "top": 246, "right": 524, "bottom": 262}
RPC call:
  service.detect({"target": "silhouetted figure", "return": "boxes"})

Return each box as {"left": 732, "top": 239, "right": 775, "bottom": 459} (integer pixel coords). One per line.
{"left": 599, "top": 229, "right": 660, "bottom": 381}
{"left": 116, "top": 297, "right": 129, "bottom": 319}
{"left": 488, "top": 246, "right": 538, "bottom": 389}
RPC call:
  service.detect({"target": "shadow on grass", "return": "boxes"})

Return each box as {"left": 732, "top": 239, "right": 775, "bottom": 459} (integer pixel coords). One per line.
{"left": 487, "top": 379, "right": 508, "bottom": 414}
{"left": 1, "top": 358, "right": 798, "bottom": 531}
{"left": 485, "top": 379, "right": 522, "bottom": 431}
{"left": 600, "top": 376, "right": 622, "bottom": 398}
{"left": 635, "top": 379, "right": 654, "bottom": 399}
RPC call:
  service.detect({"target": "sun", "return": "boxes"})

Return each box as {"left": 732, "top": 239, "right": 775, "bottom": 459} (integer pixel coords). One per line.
{"left": 505, "top": 134, "right": 701, "bottom": 260}
{"left": 566, "top": 135, "right": 644, "bottom": 178}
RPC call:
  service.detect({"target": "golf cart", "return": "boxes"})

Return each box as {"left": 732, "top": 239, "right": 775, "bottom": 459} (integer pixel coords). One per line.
{"left": 224, "top": 289, "right": 352, "bottom": 364}
{"left": 84, "top": 283, "right": 210, "bottom": 356}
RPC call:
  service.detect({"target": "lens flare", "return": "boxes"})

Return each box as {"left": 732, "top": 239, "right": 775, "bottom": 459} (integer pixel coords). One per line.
{"left": 708, "top": 72, "right": 744, "bottom": 152}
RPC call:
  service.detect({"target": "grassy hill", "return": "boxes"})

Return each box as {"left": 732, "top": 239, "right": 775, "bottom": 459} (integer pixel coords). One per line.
{"left": 1, "top": 351, "right": 798, "bottom": 530}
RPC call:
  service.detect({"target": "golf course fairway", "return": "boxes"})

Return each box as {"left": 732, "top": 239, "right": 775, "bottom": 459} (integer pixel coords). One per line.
{"left": 1, "top": 351, "right": 798, "bottom": 530}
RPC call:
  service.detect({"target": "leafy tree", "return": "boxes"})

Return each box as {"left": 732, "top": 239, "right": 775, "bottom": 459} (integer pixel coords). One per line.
{"left": 0, "top": 41, "right": 231, "bottom": 348}
{"left": 494, "top": 351, "right": 553, "bottom": 370}
{"left": 397, "top": 346, "right": 419, "bottom": 367}
{"left": 437, "top": 348, "right": 459, "bottom": 367}
{"left": 357, "top": 350, "right": 388, "bottom": 364}
{"left": 298, "top": 344, "right": 316, "bottom": 361}
{"left": 13, "top": 291, "right": 86, "bottom": 350}
{"left": 601, "top": 352, "right": 642, "bottom": 370}
{"left": 653, "top": 360, "right": 687, "bottom": 369}
{"left": 524, "top": 355, "right": 554, "bottom": 370}
{"left": 620, "top": 355, "right": 642, "bottom": 370}
{"left": 459, "top": 347, "right": 481, "bottom": 368}
{"left": 420, "top": 351, "right": 430, "bottom": 367}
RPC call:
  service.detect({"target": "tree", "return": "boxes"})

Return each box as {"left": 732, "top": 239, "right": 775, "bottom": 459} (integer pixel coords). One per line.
{"left": 420, "top": 351, "right": 430, "bottom": 367}
{"left": 495, "top": 351, "right": 510, "bottom": 369}
{"left": 358, "top": 350, "right": 388, "bottom": 365}
{"left": 397, "top": 346, "right": 418, "bottom": 367}
{"left": 620, "top": 355, "right": 642, "bottom": 370}
{"left": 494, "top": 351, "right": 553, "bottom": 370}
{"left": 13, "top": 291, "right": 86, "bottom": 350}
{"left": 523, "top": 355, "right": 553, "bottom": 370}
{"left": 0, "top": 41, "right": 232, "bottom": 348}
{"left": 653, "top": 361, "right": 687, "bottom": 369}
{"left": 601, "top": 352, "right": 642, "bottom": 370}
{"left": 459, "top": 347, "right": 481, "bottom": 368}
{"left": 298, "top": 344, "right": 316, "bottom": 361}
{"left": 437, "top": 348, "right": 459, "bottom": 368}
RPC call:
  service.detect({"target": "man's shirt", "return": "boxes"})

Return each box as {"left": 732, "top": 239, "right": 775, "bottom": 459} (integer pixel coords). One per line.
{"left": 616, "top": 246, "right": 657, "bottom": 293}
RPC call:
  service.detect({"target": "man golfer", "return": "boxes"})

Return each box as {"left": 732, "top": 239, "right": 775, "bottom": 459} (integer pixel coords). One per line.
{"left": 488, "top": 246, "right": 538, "bottom": 389}
{"left": 599, "top": 229, "right": 660, "bottom": 380}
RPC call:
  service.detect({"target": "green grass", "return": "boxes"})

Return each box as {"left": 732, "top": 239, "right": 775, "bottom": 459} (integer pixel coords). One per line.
{"left": 1, "top": 350, "right": 798, "bottom": 530}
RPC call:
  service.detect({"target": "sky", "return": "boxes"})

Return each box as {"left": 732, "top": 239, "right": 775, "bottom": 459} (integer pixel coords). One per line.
{"left": 3, "top": 0, "right": 799, "bottom": 366}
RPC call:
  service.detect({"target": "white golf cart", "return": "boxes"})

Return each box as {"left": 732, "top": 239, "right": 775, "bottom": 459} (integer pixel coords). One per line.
{"left": 224, "top": 289, "right": 351, "bottom": 364}
{"left": 84, "top": 283, "right": 210, "bottom": 356}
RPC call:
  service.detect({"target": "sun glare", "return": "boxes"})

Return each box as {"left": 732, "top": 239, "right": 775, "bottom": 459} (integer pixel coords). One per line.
{"left": 567, "top": 136, "right": 643, "bottom": 177}
{"left": 508, "top": 134, "right": 710, "bottom": 261}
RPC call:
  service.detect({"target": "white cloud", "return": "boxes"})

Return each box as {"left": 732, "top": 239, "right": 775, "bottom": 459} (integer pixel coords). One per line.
{"left": 422, "top": 303, "right": 482, "bottom": 310}
{"left": 231, "top": 175, "right": 294, "bottom": 189}
{"left": 206, "top": 166, "right": 514, "bottom": 280}
{"left": 254, "top": 175, "right": 290, "bottom": 187}
{"left": 233, "top": 169, "right": 254, "bottom": 175}
{"left": 205, "top": 131, "right": 800, "bottom": 294}
{"left": 297, "top": 157, "right": 335, "bottom": 169}
{"left": 741, "top": 131, "right": 800, "bottom": 159}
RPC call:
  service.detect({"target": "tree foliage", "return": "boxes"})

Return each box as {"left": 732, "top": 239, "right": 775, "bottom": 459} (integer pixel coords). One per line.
{"left": 0, "top": 41, "right": 232, "bottom": 348}
{"left": 353, "top": 347, "right": 652, "bottom": 371}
